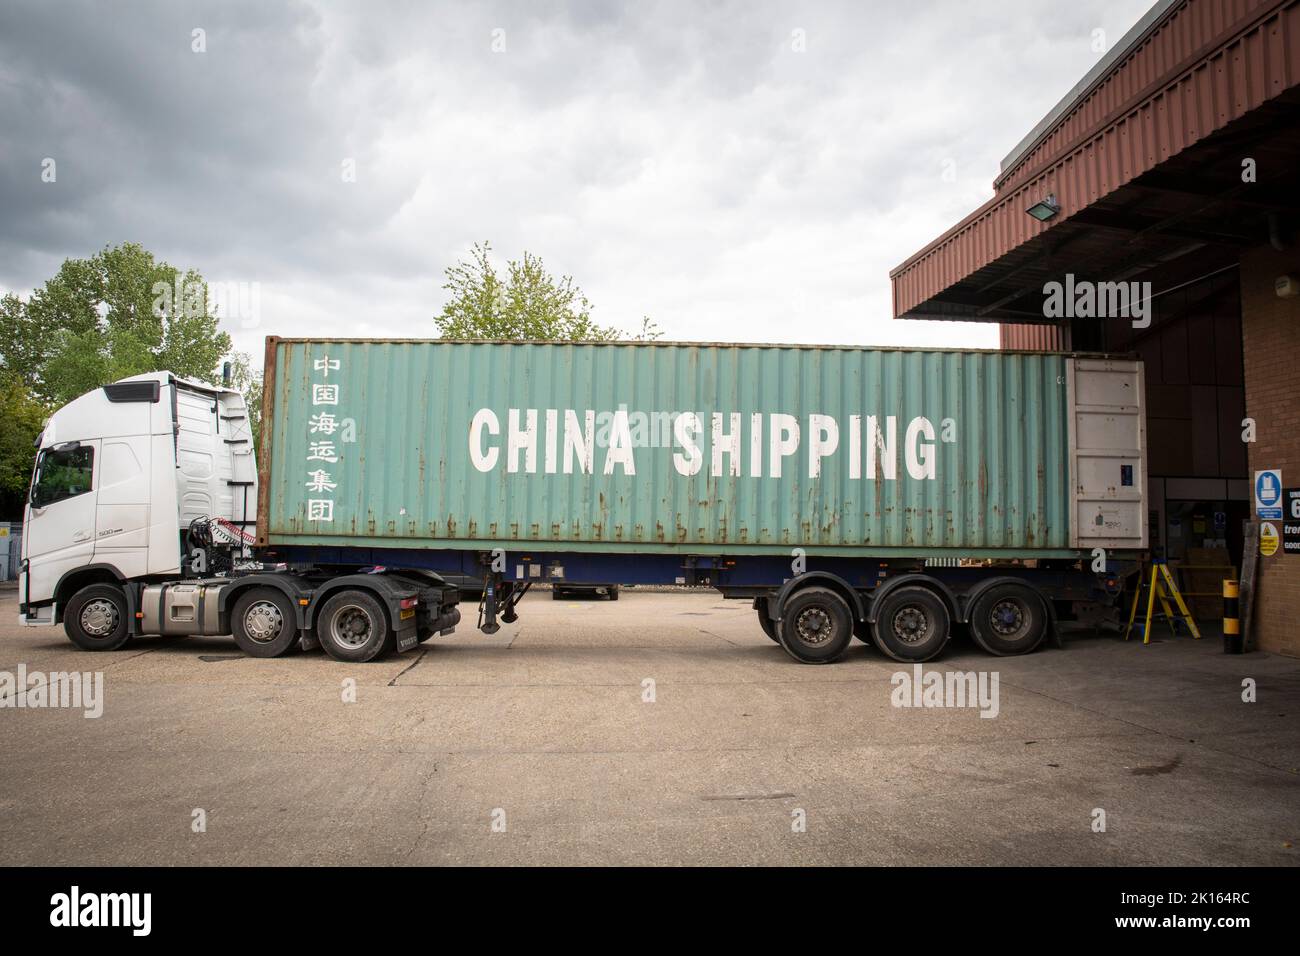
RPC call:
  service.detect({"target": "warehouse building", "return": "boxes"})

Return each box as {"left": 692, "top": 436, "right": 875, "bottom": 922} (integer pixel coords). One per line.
{"left": 891, "top": 0, "right": 1300, "bottom": 656}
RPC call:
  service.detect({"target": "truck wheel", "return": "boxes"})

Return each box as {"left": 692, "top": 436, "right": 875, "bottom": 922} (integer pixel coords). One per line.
{"left": 969, "top": 583, "right": 1048, "bottom": 656}
{"left": 871, "top": 586, "right": 950, "bottom": 662}
{"left": 757, "top": 607, "right": 780, "bottom": 643}
{"left": 64, "top": 583, "right": 130, "bottom": 651}
{"left": 608, "top": 585, "right": 619, "bottom": 601}
{"left": 778, "top": 587, "right": 853, "bottom": 663}
{"left": 317, "top": 590, "right": 392, "bottom": 663}
{"left": 231, "top": 587, "right": 299, "bottom": 658}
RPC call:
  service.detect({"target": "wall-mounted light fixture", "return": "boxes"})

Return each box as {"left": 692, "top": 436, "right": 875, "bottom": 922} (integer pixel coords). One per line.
{"left": 1026, "top": 194, "right": 1061, "bottom": 222}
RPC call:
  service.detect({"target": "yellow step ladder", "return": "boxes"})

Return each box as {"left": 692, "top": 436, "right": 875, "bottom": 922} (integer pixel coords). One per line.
{"left": 1124, "top": 560, "right": 1202, "bottom": 644}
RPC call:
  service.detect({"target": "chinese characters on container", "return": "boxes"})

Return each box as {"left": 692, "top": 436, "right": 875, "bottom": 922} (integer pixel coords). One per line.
{"left": 306, "top": 355, "right": 342, "bottom": 524}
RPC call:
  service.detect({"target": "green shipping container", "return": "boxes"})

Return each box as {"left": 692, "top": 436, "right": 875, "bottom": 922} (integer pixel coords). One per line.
{"left": 257, "top": 339, "right": 1147, "bottom": 558}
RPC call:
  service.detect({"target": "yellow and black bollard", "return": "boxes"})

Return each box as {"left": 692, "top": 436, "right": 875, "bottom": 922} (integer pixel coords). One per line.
{"left": 1223, "top": 579, "right": 1242, "bottom": 654}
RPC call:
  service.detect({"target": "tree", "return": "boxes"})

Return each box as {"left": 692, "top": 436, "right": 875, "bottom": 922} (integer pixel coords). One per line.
{"left": 435, "top": 242, "right": 624, "bottom": 341}
{"left": 3, "top": 242, "right": 233, "bottom": 407}
{"left": 0, "top": 294, "right": 53, "bottom": 517}
{"left": 0, "top": 243, "right": 247, "bottom": 518}
{"left": 0, "top": 379, "right": 48, "bottom": 519}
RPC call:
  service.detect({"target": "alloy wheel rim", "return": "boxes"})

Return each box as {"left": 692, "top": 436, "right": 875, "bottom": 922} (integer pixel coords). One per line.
{"left": 243, "top": 601, "right": 284, "bottom": 644}
{"left": 80, "top": 599, "right": 119, "bottom": 638}
{"left": 331, "top": 606, "right": 372, "bottom": 648}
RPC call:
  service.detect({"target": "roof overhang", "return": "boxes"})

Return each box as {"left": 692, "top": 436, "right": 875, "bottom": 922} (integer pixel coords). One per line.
{"left": 891, "top": 0, "right": 1300, "bottom": 324}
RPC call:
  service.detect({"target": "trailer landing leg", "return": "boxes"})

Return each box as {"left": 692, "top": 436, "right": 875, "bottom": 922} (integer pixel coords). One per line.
{"left": 479, "top": 572, "right": 502, "bottom": 634}
{"left": 477, "top": 575, "right": 530, "bottom": 634}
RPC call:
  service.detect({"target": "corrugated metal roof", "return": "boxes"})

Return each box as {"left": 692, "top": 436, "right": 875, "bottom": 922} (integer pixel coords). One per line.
{"left": 999, "top": 323, "right": 1070, "bottom": 351}
{"left": 998, "top": 0, "right": 1183, "bottom": 181}
{"left": 891, "top": 0, "right": 1300, "bottom": 319}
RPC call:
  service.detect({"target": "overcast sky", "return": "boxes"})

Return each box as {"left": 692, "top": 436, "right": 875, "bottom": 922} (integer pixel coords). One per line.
{"left": 0, "top": 0, "right": 1153, "bottom": 358}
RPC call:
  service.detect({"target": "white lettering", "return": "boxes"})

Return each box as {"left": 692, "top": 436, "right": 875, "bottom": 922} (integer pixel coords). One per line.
{"left": 603, "top": 408, "right": 636, "bottom": 475}
{"left": 711, "top": 412, "right": 742, "bottom": 477}
{"left": 564, "top": 410, "right": 595, "bottom": 474}
{"left": 905, "top": 416, "right": 936, "bottom": 480}
{"left": 673, "top": 412, "right": 703, "bottom": 476}
{"left": 508, "top": 408, "right": 537, "bottom": 473}
{"left": 866, "top": 415, "right": 896, "bottom": 480}
{"left": 470, "top": 408, "right": 500, "bottom": 472}
{"left": 769, "top": 414, "right": 799, "bottom": 478}
{"left": 808, "top": 414, "right": 839, "bottom": 478}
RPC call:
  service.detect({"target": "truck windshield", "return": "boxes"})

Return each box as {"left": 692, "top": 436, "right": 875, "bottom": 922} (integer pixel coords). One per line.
{"left": 31, "top": 446, "right": 94, "bottom": 508}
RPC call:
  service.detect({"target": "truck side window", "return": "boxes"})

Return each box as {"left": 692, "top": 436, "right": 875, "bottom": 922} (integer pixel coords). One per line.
{"left": 31, "top": 446, "right": 94, "bottom": 508}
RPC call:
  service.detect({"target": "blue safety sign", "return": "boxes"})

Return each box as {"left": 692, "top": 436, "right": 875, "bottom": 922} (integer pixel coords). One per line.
{"left": 1256, "top": 469, "right": 1282, "bottom": 519}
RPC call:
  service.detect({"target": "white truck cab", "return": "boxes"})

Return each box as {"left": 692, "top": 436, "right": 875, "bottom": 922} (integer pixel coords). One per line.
{"left": 18, "top": 371, "right": 457, "bottom": 661}
{"left": 19, "top": 371, "right": 258, "bottom": 629}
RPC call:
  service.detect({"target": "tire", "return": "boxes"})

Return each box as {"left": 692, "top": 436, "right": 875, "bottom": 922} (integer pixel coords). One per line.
{"left": 968, "top": 583, "right": 1048, "bottom": 656}
{"left": 608, "top": 585, "right": 619, "bottom": 601}
{"left": 552, "top": 588, "right": 564, "bottom": 600}
{"left": 870, "top": 586, "right": 951, "bottom": 662}
{"left": 777, "top": 587, "right": 854, "bottom": 664}
{"left": 316, "top": 589, "right": 393, "bottom": 663}
{"left": 63, "top": 583, "right": 130, "bottom": 651}
{"left": 230, "top": 587, "right": 299, "bottom": 658}
{"left": 757, "top": 606, "right": 781, "bottom": 643}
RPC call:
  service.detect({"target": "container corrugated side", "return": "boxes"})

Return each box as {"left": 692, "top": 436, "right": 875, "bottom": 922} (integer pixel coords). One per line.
{"left": 259, "top": 339, "right": 1076, "bottom": 557}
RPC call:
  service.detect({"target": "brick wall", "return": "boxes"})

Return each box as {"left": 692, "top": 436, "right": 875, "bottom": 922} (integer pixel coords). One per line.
{"left": 1240, "top": 244, "right": 1300, "bottom": 658}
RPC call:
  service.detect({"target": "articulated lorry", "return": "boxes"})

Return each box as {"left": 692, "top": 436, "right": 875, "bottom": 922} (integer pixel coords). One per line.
{"left": 18, "top": 339, "right": 1147, "bottom": 664}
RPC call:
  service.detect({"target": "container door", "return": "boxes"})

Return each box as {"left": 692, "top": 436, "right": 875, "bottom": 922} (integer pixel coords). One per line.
{"left": 1067, "top": 357, "right": 1147, "bottom": 551}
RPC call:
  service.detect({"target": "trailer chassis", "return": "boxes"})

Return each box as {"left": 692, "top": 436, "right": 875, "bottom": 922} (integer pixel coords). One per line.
{"left": 265, "top": 545, "right": 1136, "bottom": 664}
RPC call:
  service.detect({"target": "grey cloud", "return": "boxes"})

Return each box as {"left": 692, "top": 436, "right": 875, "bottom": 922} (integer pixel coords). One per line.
{"left": 0, "top": 0, "right": 1153, "bottom": 350}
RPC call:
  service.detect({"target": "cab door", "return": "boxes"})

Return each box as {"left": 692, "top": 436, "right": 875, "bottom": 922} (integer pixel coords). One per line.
{"left": 23, "top": 440, "right": 100, "bottom": 606}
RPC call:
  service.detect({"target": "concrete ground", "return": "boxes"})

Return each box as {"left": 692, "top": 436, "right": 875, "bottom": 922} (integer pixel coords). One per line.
{"left": 0, "top": 583, "right": 1296, "bottom": 866}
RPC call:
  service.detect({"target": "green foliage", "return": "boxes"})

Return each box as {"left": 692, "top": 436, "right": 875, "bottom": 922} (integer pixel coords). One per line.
{"left": 435, "top": 242, "right": 624, "bottom": 342}
{"left": 0, "top": 379, "right": 49, "bottom": 518}
{"left": 1, "top": 242, "right": 233, "bottom": 408}
{"left": 0, "top": 242, "right": 249, "bottom": 518}
{"left": 632, "top": 316, "right": 664, "bottom": 341}
{"left": 0, "top": 293, "right": 45, "bottom": 391}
